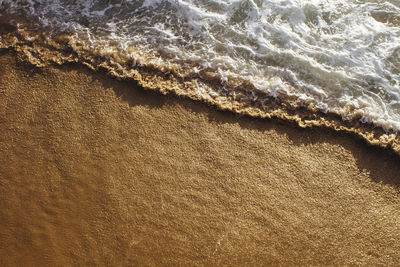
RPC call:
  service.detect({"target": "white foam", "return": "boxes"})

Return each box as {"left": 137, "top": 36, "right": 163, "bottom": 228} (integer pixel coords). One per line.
{"left": 2, "top": 0, "right": 400, "bottom": 132}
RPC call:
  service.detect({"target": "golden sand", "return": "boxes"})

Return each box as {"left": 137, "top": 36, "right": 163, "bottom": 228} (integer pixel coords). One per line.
{"left": 0, "top": 50, "right": 399, "bottom": 265}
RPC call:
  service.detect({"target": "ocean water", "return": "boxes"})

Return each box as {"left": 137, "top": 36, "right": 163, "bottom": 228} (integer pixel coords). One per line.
{"left": 1, "top": 0, "right": 400, "bottom": 134}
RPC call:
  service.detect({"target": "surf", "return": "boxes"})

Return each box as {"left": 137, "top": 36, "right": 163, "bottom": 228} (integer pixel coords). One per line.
{"left": 1, "top": 0, "right": 400, "bottom": 152}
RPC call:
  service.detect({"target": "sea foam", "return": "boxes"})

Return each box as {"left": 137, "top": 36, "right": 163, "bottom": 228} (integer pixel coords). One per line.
{"left": 1, "top": 0, "right": 400, "bottom": 149}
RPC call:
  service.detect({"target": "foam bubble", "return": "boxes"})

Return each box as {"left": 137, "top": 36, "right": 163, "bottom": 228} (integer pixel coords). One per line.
{"left": 1, "top": 0, "right": 400, "bottom": 133}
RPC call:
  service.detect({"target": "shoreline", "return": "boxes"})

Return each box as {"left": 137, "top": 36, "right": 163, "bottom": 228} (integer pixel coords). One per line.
{"left": 1, "top": 23, "right": 399, "bottom": 154}
{"left": 1, "top": 49, "right": 400, "bottom": 265}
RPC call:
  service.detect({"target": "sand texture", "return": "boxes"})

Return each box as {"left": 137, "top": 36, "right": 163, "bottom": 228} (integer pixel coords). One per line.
{"left": 0, "top": 50, "right": 400, "bottom": 266}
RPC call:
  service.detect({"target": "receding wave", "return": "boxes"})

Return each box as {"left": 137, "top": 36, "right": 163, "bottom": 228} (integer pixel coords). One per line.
{"left": 1, "top": 0, "right": 400, "bottom": 153}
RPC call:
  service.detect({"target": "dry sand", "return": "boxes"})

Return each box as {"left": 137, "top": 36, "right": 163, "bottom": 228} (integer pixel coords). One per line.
{"left": 0, "top": 49, "right": 400, "bottom": 265}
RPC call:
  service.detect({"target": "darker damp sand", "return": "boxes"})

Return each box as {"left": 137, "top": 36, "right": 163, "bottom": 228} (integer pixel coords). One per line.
{"left": 0, "top": 49, "right": 400, "bottom": 266}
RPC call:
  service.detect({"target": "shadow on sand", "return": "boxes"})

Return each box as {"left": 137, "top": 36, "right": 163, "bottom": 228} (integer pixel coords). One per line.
{"left": 99, "top": 67, "right": 400, "bottom": 188}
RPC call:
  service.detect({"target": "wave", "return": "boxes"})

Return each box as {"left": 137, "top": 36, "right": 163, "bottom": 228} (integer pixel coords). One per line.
{"left": 1, "top": 0, "right": 400, "bottom": 153}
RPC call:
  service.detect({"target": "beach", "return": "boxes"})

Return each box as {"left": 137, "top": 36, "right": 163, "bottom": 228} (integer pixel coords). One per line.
{"left": 0, "top": 49, "right": 400, "bottom": 265}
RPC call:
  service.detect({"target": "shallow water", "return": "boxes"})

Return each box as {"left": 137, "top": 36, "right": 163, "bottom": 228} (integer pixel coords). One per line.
{"left": 1, "top": 0, "right": 400, "bottom": 132}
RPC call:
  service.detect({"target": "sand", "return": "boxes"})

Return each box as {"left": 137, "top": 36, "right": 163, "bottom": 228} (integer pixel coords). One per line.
{"left": 0, "top": 49, "right": 399, "bottom": 266}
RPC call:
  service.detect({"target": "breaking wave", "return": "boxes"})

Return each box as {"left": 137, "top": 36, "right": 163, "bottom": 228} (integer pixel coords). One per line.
{"left": 1, "top": 0, "right": 400, "bottom": 152}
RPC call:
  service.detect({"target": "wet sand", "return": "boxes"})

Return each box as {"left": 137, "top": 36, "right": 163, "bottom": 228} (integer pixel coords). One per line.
{"left": 0, "top": 49, "right": 399, "bottom": 266}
